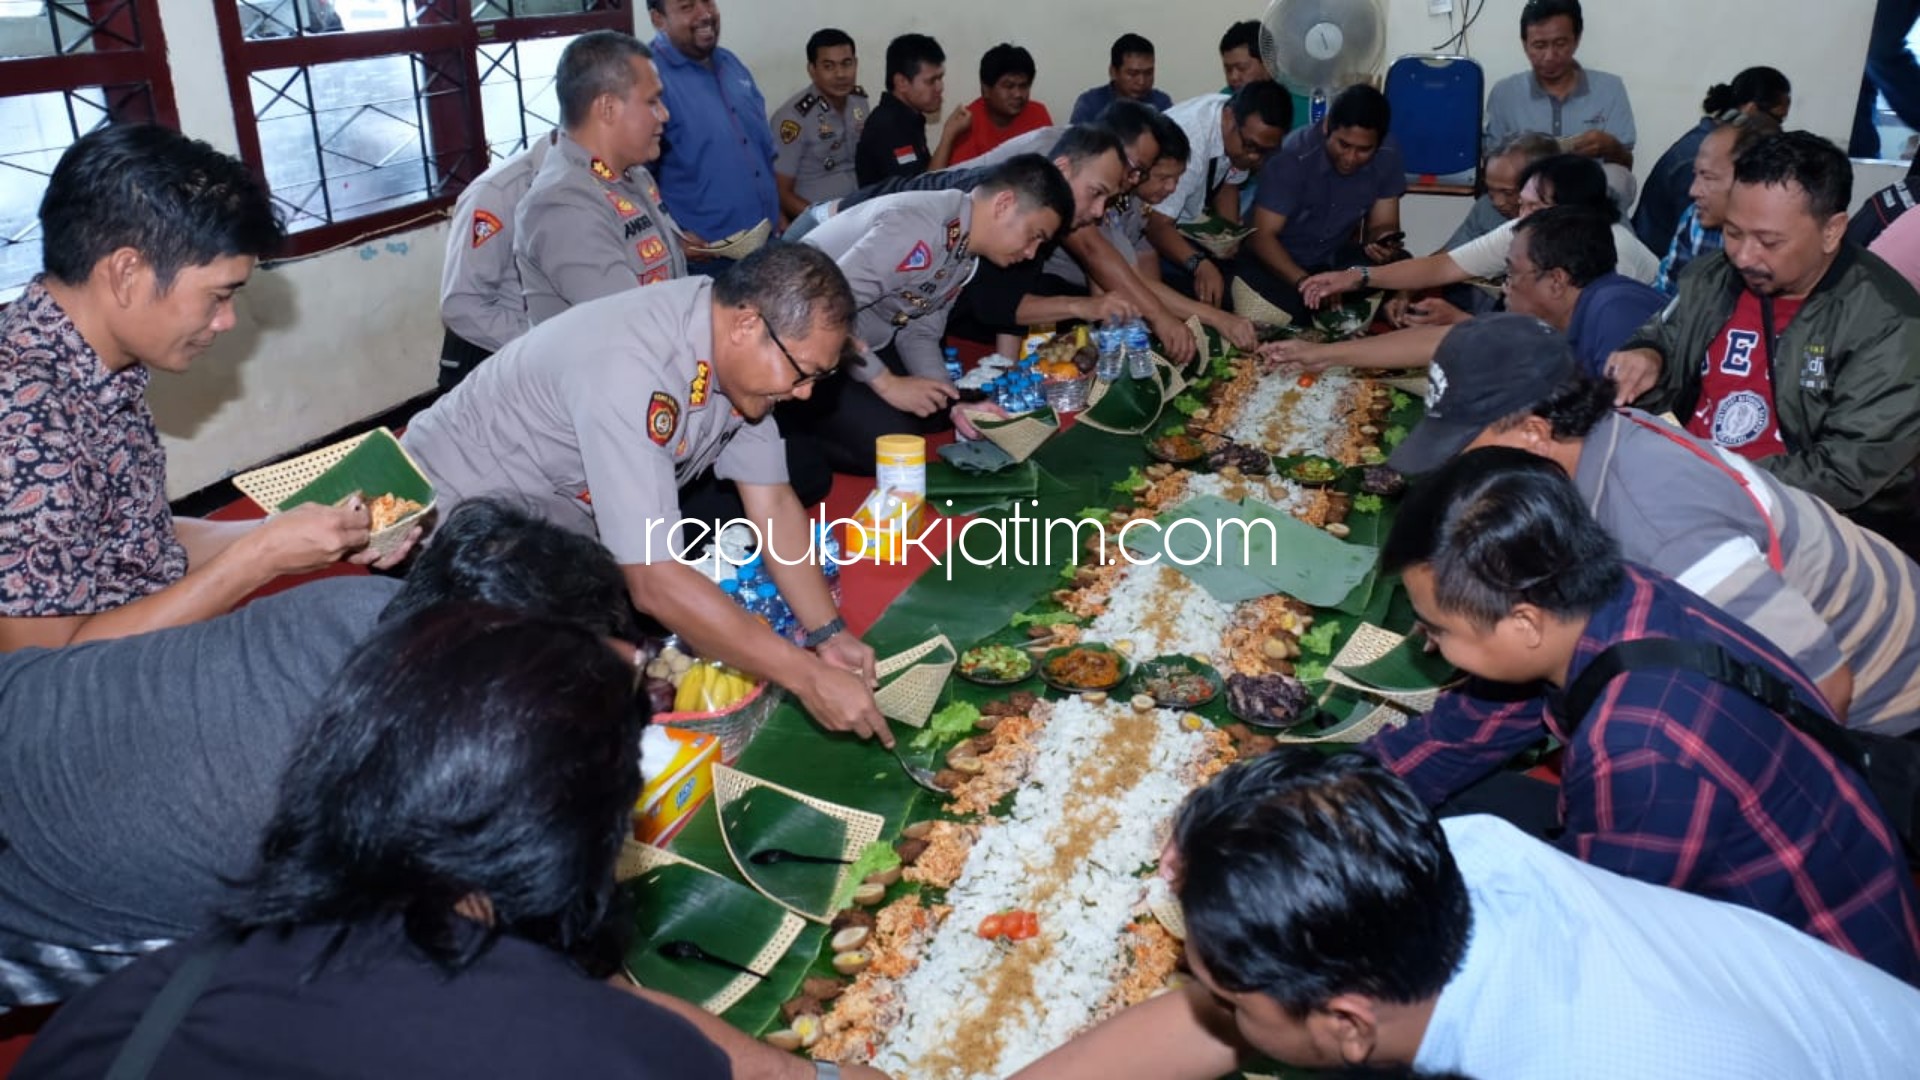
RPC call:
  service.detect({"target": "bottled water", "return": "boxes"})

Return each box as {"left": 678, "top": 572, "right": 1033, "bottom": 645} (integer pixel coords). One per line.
{"left": 817, "top": 524, "right": 844, "bottom": 606}
{"left": 943, "top": 346, "right": 963, "bottom": 383}
{"left": 1124, "top": 321, "right": 1155, "bottom": 379}
{"left": 755, "top": 582, "right": 798, "bottom": 639}
{"left": 1095, "top": 324, "right": 1124, "bottom": 382}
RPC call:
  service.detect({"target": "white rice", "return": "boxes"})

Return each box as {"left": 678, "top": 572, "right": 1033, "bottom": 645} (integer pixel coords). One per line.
{"left": 1087, "top": 563, "right": 1234, "bottom": 659}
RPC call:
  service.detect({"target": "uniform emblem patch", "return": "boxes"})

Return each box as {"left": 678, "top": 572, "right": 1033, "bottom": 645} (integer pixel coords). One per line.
{"left": 647, "top": 392, "right": 680, "bottom": 446}
{"left": 640, "top": 265, "right": 673, "bottom": 285}
{"left": 689, "top": 360, "right": 712, "bottom": 408}
{"left": 897, "top": 240, "right": 933, "bottom": 272}
{"left": 780, "top": 119, "right": 802, "bottom": 144}
{"left": 945, "top": 217, "right": 962, "bottom": 252}
{"left": 591, "top": 157, "right": 618, "bottom": 182}
{"left": 638, "top": 235, "right": 669, "bottom": 265}
{"left": 470, "top": 209, "right": 502, "bottom": 248}
{"left": 893, "top": 145, "right": 918, "bottom": 166}
{"left": 605, "top": 191, "right": 639, "bottom": 217}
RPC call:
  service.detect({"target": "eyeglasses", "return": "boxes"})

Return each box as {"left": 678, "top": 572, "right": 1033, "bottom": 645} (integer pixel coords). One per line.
{"left": 764, "top": 317, "right": 836, "bottom": 389}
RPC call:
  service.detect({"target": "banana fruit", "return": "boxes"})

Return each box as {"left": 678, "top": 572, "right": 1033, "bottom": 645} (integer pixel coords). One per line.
{"left": 667, "top": 655, "right": 758, "bottom": 713}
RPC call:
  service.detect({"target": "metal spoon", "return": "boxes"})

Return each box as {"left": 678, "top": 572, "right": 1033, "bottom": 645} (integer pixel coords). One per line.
{"left": 657, "top": 938, "right": 768, "bottom": 979}
{"left": 888, "top": 744, "right": 945, "bottom": 793}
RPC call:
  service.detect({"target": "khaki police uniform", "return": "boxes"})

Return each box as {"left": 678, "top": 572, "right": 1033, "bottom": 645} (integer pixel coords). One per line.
{"left": 437, "top": 131, "right": 554, "bottom": 385}
{"left": 515, "top": 134, "right": 689, "bottom": 327}
{"left": 802, "top": 189, "right": 976, "bottom": 383}
{"left": 401, "top": 278, "right": 788, "bottom": 565}
{"left": 771, "top": 85, "right": 868, "bottom": 206}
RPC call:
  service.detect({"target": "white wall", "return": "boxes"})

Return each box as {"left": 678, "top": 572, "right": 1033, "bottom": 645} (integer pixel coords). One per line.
{"left": 152, "top": 0, "right": 1881, "bottom": 496}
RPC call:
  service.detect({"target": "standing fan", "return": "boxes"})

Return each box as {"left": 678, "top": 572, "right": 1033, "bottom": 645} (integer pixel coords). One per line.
{"left": 1258, "top": 0, "right": 1388, "bottom": 106}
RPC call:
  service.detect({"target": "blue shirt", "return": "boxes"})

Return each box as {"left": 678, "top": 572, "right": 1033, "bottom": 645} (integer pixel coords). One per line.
{"left": 649, "top": 35, "right": 778, "bottom": 241}
{"left": 1633, "top": 116, "right": 1713, "bottom": 250}
{"left": 1415, "top": 816, "right": 1920, "bottom": 1079}
{"left": 1655, "top": 203, "right": 1724, "bottom": 296}
{"left": 1067, "top": 83, "right": 1172, "bottom": 125}
{"left": 1254, "top": 122, "right": 1406, "bottom": 269}
{"left": 1566, "top": 272, "right": 1667, "bottom": 375}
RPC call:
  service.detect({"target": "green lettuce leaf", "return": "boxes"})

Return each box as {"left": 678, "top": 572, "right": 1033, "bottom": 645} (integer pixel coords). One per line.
{"left": 1111, "top": 466, "right": 1147, "bottom": 495}
{"left": 829, "top": 841, "right": 904, "bottom": 911}
{"left": 1353, "top": 494, "right": 1384, "bottom": 515}
{"left": 1300, "top": 619, "right": 1343, "bottom": 656}
{"left": 910, "top": 700, "right": 982, "bottom": 750}
{"left": 1010, "top": 610, "right": 1082, "bottom": 629}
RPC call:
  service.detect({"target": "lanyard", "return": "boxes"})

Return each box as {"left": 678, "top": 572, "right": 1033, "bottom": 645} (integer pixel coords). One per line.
{"left": 1620, "top": 411, "right": 1785, "bottom": 573}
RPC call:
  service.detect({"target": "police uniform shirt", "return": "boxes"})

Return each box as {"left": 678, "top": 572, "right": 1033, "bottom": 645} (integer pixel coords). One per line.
{"left": 771, "top": 85, "right": 869, "bottom": 205}
{"left": 515, "top": 134, "right": 689, "bottom": 327}
{"left": 802, "top": 189, "right": 976, "bottom": 384}
{"left": 1042, "top": 193, "right": 1151, "bottom": 289}
{"left": 401, "top": 278, "right": 787, "bottom": 566}
{"left": 440, "top": 132, "right": 554, "bottom": 352}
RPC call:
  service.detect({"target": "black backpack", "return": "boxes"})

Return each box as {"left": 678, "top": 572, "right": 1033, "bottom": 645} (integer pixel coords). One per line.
{"left": 1561, "top": 638, "right": 1920, "bottom": 867}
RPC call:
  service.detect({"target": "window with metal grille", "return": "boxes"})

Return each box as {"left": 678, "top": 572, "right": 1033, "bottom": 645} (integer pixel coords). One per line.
{"left": 213, "top": 1, "right": 630, "bottom": 259}
{"left": 0, "top": 0, "right": 180, "bottom": 299}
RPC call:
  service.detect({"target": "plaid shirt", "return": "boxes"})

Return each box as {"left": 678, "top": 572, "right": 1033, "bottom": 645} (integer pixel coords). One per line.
{"left": 1368, "top": 565, "right": 1920, "bottom": 985}
{"left": 1654, "top": 203, "right": 1724, "bottom": 296}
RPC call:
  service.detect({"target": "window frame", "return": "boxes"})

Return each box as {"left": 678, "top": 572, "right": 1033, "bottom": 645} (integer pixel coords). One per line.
{"left": 211, "top": 1, "right": 631, "bottom": 259}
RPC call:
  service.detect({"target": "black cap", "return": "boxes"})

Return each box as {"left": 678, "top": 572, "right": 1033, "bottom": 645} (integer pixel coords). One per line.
{"left": 1388, "top": 314, "right": 1578, "bottom": 475}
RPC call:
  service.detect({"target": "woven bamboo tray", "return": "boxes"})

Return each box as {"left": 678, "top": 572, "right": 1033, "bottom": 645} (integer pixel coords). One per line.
{"left": 964, "top": 408, "right": 1058, "bottom": 463}
{"left": 616, "top": 840, "right": 805, "bottom": 1014}
{"left": 689, "top": 219, "right": 772, "bottom": 259}
{"left": 1324, "top": 623, "right": 1446, "bottom": 714}
{"left": 712, "top": 765, "right": 887, "bottom": 924}
{"left": 873, "top": 634, "right": 957, "bottom": 727}
{"left": 1231, "top": 278, "right": 1293, "bottom": 329}
{"left": 231, "top": 427, "right": 433, "bottom": 561}
{"left": 1268, "top": 700, "right": 1413, "bottom": 745}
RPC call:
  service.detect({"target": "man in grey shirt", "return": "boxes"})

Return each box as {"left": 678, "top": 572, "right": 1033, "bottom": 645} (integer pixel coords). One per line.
{"left": 0, "top": 501, "right": 637, "bottom": 1008}
{"left": 1388, "top": 315, "right": 1920, "bottom": 735}
{"left": 1483, "top": 1, "right": 1636, "bottom": 202}
{"left": 437, "top": 132, "right": 554, "bottom": 388}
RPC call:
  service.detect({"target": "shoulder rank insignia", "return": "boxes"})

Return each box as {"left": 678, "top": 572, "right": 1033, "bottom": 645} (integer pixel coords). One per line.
{"left": 647, "top": 391, "right": 680, "bottom": 446}
{"left": 897, "top": 240, "right": 933, "bottom": 273}
{"left": 591, "top": 157, "right": 618, "bottom": 182}
{"left": 471, "top": 209, "right": 502, "bottom": 248}
{"left": 605, "top": 190, "right": 639, "bottom": 217}
{"left": 779, "top": 118, "right": 802, "bottom": 144}
{"left": 944, "top": 217, "right": 962, "bottom": 252}
{"left": 688, "top": 359, "right": 712, "bottom": 408}
{"left": 638, "top": 235, "right": 669, "bottom": 265}
{"left": 797, "top": 92, "right": 820, "bottom": 115}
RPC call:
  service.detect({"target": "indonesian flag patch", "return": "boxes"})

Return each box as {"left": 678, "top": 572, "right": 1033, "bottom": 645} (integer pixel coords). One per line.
{"left": 470, "top": 210, "right": 502, "bottom": 248}
{"left": 893, "top": 145, "right": 918, "bottom": 166}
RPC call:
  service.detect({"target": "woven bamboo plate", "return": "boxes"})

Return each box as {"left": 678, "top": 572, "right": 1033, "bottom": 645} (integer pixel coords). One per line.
{"left": 1080, "top": 359, "right": 1176, "bottom": 435}
{"left": 1144, "top": 877, "right": 1186, "bottom": 940}
{"left": 1323, "top": 623, "right": 1449, "bottom": 714}
{"left": 231, "top": 427, "right": 434, "bottom": 561}
{"left": 1231, "top": 278, "right": 1293, "bottom": 329}
{"left": 616, "top": 840, "right": 805, "bottom": 1015}
{"left": 1267, "top": 699, "right": 1412, "bottom": 745}
{"left": 688, "top": 219, "right": 773, "bottom": 259}
{"left": 963, "top": 407, "right": 1058, "bottom": 463}
{"left": 1175, "top": 221, "right": 1253, "bottom": 259}
{"left": 713, "top": 765, "right": 886, "bottom": 924}
{"left": 873, "top": 634, "right": 958, "bottom": 727}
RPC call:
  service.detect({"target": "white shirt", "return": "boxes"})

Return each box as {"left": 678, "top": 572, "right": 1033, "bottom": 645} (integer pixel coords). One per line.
{"left": 1448, "top": 218, "right": 1660, "bottom": 284}
{"left": 1416, "top": 817, "right": 1920, "bottom": 1079}
{"left": 1152, "top": 94, "right": 1248, "bottom": 224}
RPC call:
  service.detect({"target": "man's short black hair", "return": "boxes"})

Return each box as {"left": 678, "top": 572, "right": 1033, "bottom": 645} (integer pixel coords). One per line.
{"left": 885, "top": 33, "right": 944, "bottom": 88}
{"left": 1513, "top": 204, "right": 1615, "bottom": 288}
{"left": 1518, "top": 153, "right": 1617, "bottom": 222}
{"left": 1327, "top": 84, "right": 1391, "bottom": 137}
{"left": 1228, "top": 80, "right": 1294, "bottom": 131}
{"left": 1489, "top": 131, "right": 1562, "bottom": 167}
{"left": 1702, "top": 66, "right": 1790, "bottom": 117}
{"left": 1520, "top": 0, "right": 1583, "bottom": 37}
{"left": 1149, "top": 111, "right": 1191, "bottom": 164}
{"left": 1110, "top": 32, "right": 1154, "bottom": 69}
{"left": 1176, "top": 750, "right": 1471, "bottom": 1016}
{"left": 806, "top": 28, "right": 855, "bottom": 65}
{"left": 1046, "top": 124, "right": 1126, "bottom": 171}
{"left": 1095, "top": 99, "right": 1161, "bottom": 154}
{"left": 1734, "top": 131, "right": 1853, "bottom": 221}
{"left": 1486, "top": 372, "right": 1618, "bottom": 442}
{"left": 714, "top": 242, "right": 855, "bottom": 345}
{"left": 40, "top": 124, "right": 284, "bottom": 290}
{"left": 1383, "top": 447, "right": 1624, "bottom": 628}
{"left": 977, "top": 154, "right": 1075, "bottom": 238}
{"left": 1220, "top": 19, "right": 1261, "bottom": 56}
{"left": 383, "top": 499, "right": 636, "bottom": 641}
{"left": 556, "top": 30, "right": 652, "bottom": 129}
{"left": 980, "top": 43, "right": 1036, "bottom": 86}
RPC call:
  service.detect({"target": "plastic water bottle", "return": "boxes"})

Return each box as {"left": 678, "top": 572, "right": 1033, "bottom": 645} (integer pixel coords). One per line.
{"left": 817, "top": 524, "right": 844, "bottom": 606}
{"left": 943, "top": 346, "right": 963, "bottom": 383}
{"left": 755, "top": 582, "right": 797, "bottom": 639}
{"left": 1125, "top": 321, "right": 1155, "bottom": 379}
{"left": 1309, "top": 88, "right": 1329, "bottom": 125}
{"left": 1095, "top": 324, "right": 1125, "bottom": 382}
{"left": 719, "top": 577, "right": 744, "bottom": 607}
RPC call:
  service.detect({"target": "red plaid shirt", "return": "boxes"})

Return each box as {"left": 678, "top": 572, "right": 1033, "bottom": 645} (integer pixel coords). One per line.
{"left": 1368, "top": 565, "right": 1920, "bottom": 985}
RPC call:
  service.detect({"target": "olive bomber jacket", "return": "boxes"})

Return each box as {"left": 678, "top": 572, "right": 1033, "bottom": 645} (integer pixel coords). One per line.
{"left": 1625, "top": 244, "right": 1920, "bottom": 520}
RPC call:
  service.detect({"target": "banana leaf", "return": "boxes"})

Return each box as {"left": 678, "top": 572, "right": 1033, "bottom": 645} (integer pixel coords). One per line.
{"left": 1124, "top": 495, "right": 1379, "bottom": 608}
{"left": 1079, "top": 368, "right": 1172, "bottom": 434}
{"left": 278, "top": 429, "right": 434, "bottom": 510}
{"left": 719, "top": 784, "right": 853, "bottom": 919}
{"left": 621, "top": 860, "right": 798, "bottom": 1009}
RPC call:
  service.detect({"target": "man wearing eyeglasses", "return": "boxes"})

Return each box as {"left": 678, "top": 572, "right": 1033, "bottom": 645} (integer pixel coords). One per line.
{"left": 402, "top": 245, "right": 893, "bottom": 745}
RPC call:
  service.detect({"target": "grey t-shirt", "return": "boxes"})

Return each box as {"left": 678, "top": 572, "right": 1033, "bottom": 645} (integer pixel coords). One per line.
{"left": 0, "top": 576, "right": 400, "bottom": 947}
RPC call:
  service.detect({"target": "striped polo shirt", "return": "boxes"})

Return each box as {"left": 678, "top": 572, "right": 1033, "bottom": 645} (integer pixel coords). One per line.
{"left": 1574, "top": 408, "right": 1920, "bottom": 735}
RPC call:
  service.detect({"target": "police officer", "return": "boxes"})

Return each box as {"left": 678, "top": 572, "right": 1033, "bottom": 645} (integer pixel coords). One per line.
{"left": 402, "top": 245, "right": 891, "bottom": 745}
{"left": 436, "top": 131, "right": 553, "bottom": 389}
{"left": 771, "top": 29, "right": 869, "bottom": 221}
{"left": 785, "top": 154, "right": 1075, "bottom": 474}
{"left": 515, "top": 31, "right": 687, "bottom": 327}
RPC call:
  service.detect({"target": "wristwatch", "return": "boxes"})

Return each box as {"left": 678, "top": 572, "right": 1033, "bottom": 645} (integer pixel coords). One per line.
{"left": 1183, "top": 251, "right": 1207, "bottom": 274}
{"left": 814, "top": 1063, "right": 842, "bottom": 1080}
{"left": 1348, "top": 264, "right": 1371, "bottom": 287}
{"left": 802, "top": 616, "right": 847, "bottom": 649}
